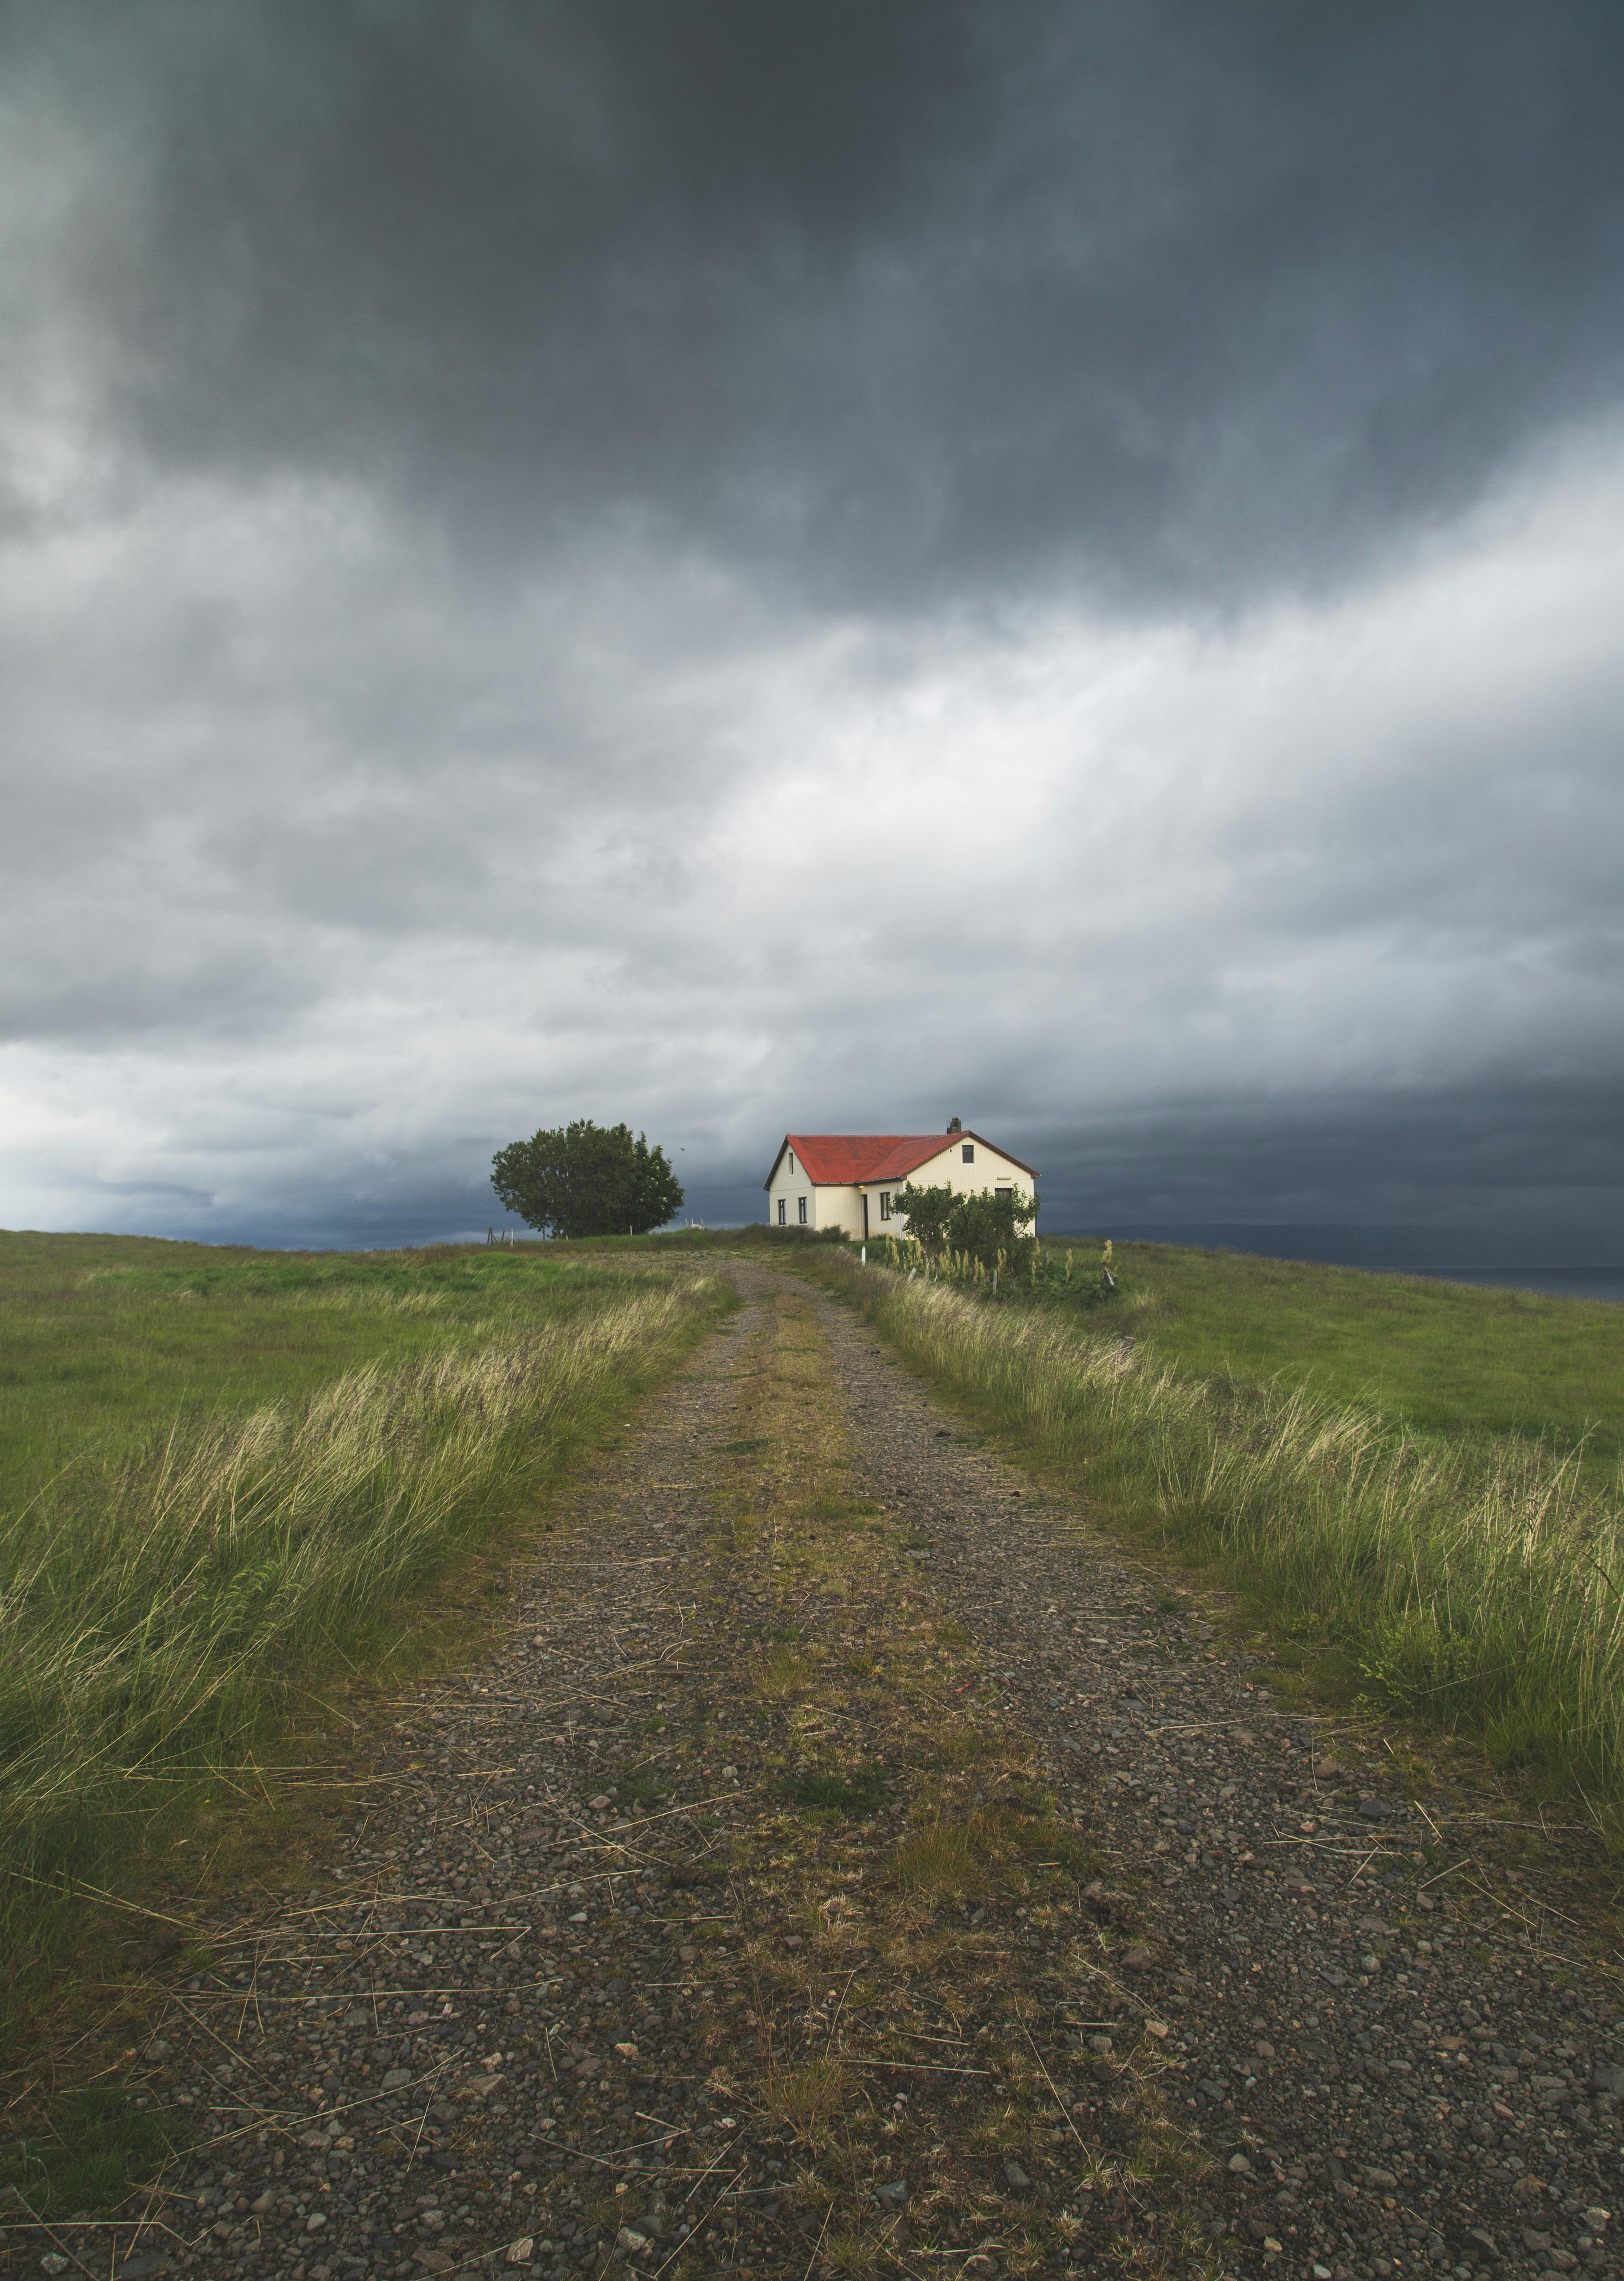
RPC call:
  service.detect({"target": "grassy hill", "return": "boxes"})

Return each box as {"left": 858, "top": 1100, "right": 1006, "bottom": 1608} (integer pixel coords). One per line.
{"left": 0, "top": 1229, "right": 650, "bottom": 1510}
{"left": 1048, "top": 1236, "right": 1624, "bottom": 1477}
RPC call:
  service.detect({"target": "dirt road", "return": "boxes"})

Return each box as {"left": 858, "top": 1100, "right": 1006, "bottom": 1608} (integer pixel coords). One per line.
{"left": 13, "top": 1262, "right": 1621, "bottom": 2281}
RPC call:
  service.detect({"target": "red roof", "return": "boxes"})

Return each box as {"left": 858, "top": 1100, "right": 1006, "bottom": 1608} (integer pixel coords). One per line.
{"left": 766, "top": 1132, "right": 1038, "bottom": 1187}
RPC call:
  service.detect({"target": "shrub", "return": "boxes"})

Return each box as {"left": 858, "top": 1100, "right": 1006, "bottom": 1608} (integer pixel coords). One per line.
{"left": 895, "top": 1183, "right": 1037, "bottom": 1272}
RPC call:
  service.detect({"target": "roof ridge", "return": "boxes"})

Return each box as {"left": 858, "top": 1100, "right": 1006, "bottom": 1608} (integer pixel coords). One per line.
{"left": 766, "top": 1131, "right": 1039, "bottom": 1186}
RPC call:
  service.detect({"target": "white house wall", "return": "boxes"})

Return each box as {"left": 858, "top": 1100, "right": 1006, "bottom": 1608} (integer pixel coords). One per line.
{"left": 764, "top": 1159, "right": 866, "bottom": 1234}
{"left": 875, "top": 1142, "right": 1037, "bottom": 1239}
{"left": 764, "top": 1151, "right": 815, "bottom": 1229}
{"left": 815, "top": 1184, "right": 866, "bottom": 1237}
{"left": 764, "top": 1151, "right": 852, "bottom": 1232}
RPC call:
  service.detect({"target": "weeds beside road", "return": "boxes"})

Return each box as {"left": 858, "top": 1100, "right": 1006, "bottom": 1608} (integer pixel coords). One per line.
{"left": 0, "top": 1231, "right": 662, "bottom": 1511}
{"left": 0, "top": 1245, "right": 728, "bottom": 2051}
{"left": 792, "top": 1246, "right": 1624, "bottom": 1829}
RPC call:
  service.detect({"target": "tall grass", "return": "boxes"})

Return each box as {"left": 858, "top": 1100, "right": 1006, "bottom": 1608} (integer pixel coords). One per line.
{"left": 0, "top": 1277, "right": 720, "bottom": 2023}
{"left": 0, "top": 1229, "right": 653, "bottom": 1510}
{"left": 815, "top": 1254, "right": 1624, "bottom": 1820}
{"left": 1037, "top": 1235, "right": 1624, "bottom": 1475}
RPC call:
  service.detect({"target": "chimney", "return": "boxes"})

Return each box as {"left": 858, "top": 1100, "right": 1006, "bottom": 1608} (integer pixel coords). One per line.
{"left": 946, "top": 1116, "right": 962, "bottom": 1132}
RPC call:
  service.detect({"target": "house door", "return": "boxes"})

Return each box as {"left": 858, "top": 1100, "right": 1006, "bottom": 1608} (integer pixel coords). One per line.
{"left": 861, "top": 1193, "right": 869, "bottom": 1239}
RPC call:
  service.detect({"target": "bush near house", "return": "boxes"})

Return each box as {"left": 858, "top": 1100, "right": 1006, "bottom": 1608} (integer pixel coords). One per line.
{"left": 896, "top": 1180, "right": 1037, "bottom": 1272}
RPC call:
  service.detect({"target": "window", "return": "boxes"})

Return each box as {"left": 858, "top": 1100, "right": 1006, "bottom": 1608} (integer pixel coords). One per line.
{"left": 879, "top": 1191, "right": 892, "bottom": 1220}
{"left": 777, "top": 1198, "right": 786, "bottom": 1225}
{"left": 961, "top": 1142, "right": 975, "bottom": 1163}
{"left": 798, "top": 1196, "right": 808, "bottom": 1225}
{"left": 787, "top": 1149, "right": 796, "bottom": 1173}
{"left": 995, "top": 1186, "right": 1012, "bottom": 1199}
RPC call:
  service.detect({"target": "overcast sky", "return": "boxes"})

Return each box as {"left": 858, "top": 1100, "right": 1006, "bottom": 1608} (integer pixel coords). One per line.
{"left": 3, "top": 0, "right": 1623, "bottom": 1250}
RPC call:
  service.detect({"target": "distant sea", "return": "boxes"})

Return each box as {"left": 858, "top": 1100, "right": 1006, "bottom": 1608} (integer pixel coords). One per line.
{"left": 1096, "top": 1223, "right": 1624, "bottom": 1306}
{"left": 1410, "top": 1267, "right": 1624, "bottom": 1305}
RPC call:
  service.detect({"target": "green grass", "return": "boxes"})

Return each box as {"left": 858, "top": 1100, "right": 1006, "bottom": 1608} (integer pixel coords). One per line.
{"left": 0, "top": 1230, "right": 649, "bottom": 1511}
{"left": 0, "top": 1231, "right": 730, "bottom": 2051}
{"left": 0, "top": 2086, "right": 188, "bottom": 2219}
{"left": 790, "top": 1763, "right": 886, "bottom": 1815}
{"left": 1043, "top": 1238, "right": 1624, "bottom": 1475}
{"left": 798, "top": 1243, "right": 1624, "bottom": 1825}
{"left": 807, "top": 1223, "right": 1624, "bottom": 1472}
{"left": 610, "top": 1762, "right": 673, "bottom": 1808}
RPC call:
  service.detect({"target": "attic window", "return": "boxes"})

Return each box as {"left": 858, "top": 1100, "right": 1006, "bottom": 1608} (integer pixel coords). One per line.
{"left": 961, "top": 1143, "right": 975, "bottom": 1163}
{"left": 787, "top": 1149, "right": 796, "bottom": 1173}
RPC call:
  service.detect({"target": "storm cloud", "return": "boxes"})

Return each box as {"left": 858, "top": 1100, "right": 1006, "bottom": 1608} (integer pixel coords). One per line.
{"left": 2, "top": 0, "right": 1622, "bottom": 1249}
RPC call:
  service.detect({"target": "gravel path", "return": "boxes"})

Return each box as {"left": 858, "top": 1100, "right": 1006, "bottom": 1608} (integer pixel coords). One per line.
{"left": 11, "top": 1261, "right": 1620, "bottom": 2281}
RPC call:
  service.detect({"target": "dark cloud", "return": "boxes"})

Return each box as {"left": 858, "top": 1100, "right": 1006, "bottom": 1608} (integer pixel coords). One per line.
{"left": 3, "top": 2, "right": 1624, "bottom": 1251}
{"left": 10, "top": 0, "right": 1624, "bottom": 610}
{"left": 1025, "top": 1077, "right": 1624, "bottom": 1241}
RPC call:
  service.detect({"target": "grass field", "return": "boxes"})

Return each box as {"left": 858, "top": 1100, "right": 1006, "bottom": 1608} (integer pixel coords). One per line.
{"left": 776, "top": 1231, "right": 1624, "bottom": 1824}
{"left": 0, "top": 1231, "right": 728, "bottom": 2048}
{"left": 0, "top": 1229, "right": 658, "bottom": 1510}
{"left": 7, "top": 1216, "right": 1621, "bottom": 2039}
{"left": 1043, "top": 1236, "right": 1624, "bottom": 1475}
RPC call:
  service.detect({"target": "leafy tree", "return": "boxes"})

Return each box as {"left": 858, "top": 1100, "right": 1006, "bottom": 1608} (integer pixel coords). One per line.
{"left": 491, "top": 1120, "right": 683, "bottom": 1239}
{"left": 897, "top": 1181, "right": 1037, "bottom": 1270}
{"left": 625, "top": 1132, "right": 685, "bottom": 1235}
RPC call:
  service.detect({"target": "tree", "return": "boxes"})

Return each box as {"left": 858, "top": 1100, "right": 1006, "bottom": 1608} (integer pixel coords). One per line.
{"left": 491, "top": 1120, "right": 684, "bottom": 1239}
{"left": 897, "top": 1180, "right": 1037, "bottom": 1269}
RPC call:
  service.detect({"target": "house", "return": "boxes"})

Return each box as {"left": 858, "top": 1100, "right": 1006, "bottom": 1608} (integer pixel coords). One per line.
{"left": 763, "top": 1120, "right": 1038, "bottom": 1241}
